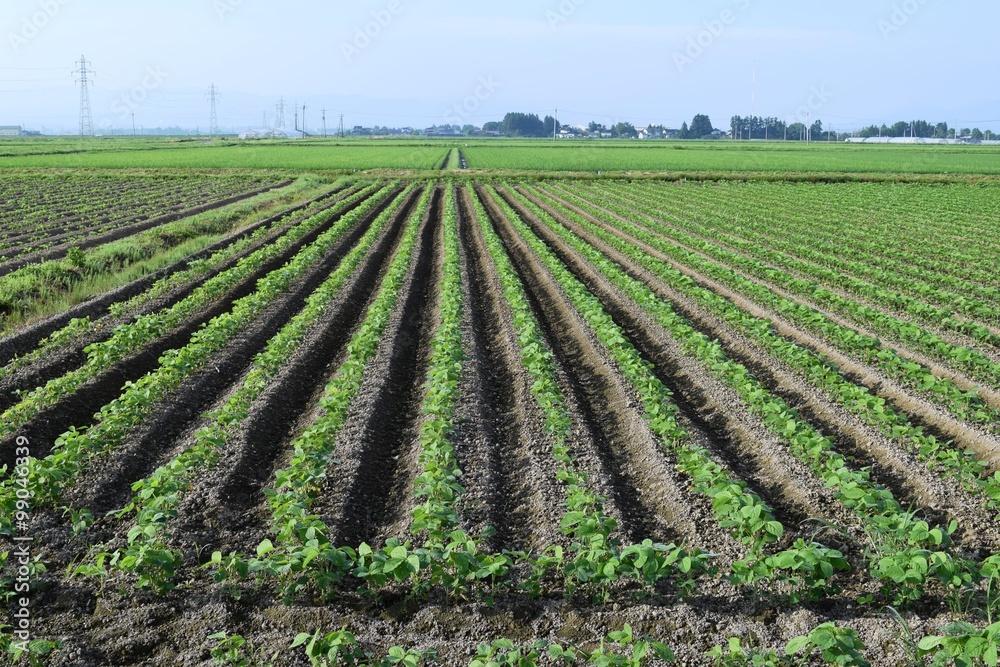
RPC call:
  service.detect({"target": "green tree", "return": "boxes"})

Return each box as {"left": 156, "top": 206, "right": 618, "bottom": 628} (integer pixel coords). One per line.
{"left": 501, "top": 112, "right": 546, "bottom": 137}
{"left": 612, "top": 122, "right": 637, "bottom": 138}
{"left": 690, "top": 114, "right": 714, "bottom": 138}
{"left": 890, "top": 121, "right": 910, "bottom": 137}
{"left": 787, "top": 122, "right": 807, "bottom": 141}
{"left": 678, "top": 121, "right": 690, "bottom": 139}
{"left": 543, "top": 115, "right": 561, "bottom": 138}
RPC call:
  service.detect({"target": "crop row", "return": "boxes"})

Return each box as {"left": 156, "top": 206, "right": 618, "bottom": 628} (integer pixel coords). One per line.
{"left": 515, "top": 184, "right": 976, "bottom": 606}
{"left": 468, "top": 186, "right": 708, "bottom": 599}
{"left": 544, "top": 183, "right": 1000, "bottom": 518}
{"left": 0, "top": 183, "right": 367, "bottom": 381}
{"left": 0, "top": 182, "right": 388, "bottom": 443}
{"left": 620, "top": 182, "right": 1000, "bottom": 388}
{"left": 77, "top": 184, "right": 419, "bottom": 592}
{"left": 0, "top": 173, "right": 278, "bottom": 235}
{"left": 565, "top": 184, "right": 997, "bottom": 430}
{"left": 617, "top": 183, "right": 1000, "bottom": 343}
{"left": 0, "top": 183, "right": 400, "bottom": 535}
{"left": 670, "top": 181, "right": 1000, "bottom": 297}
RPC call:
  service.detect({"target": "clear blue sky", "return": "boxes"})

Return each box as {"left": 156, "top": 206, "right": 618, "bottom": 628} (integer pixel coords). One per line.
{"left": 2, "top": 0, "right": 998, "bottom": 134}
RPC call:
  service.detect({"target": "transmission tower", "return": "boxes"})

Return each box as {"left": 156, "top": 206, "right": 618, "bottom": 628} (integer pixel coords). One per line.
{"left": 275, "top": 97, "right": 286, "bottom": 129}
{"left": 208, "top": 84, "right": 220, "bottom": 136}
{"left": 73, "top": 55, "right": 95, "bottom": 137}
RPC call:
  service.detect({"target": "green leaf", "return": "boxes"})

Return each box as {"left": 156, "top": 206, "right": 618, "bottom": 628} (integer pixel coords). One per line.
{"left": 785, "top": 636, "right": 810, "bottom": 656}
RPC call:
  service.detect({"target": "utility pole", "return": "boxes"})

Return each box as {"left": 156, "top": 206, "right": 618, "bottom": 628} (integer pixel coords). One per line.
{"left": 339, "top": 113, "right": 345, "bottom": 138}
{"left": 73, "top": 55, "right": 95, "bottom": 137}
{"left": 554, "top": 107, "right": 558, "bottom": 142}
{"left": 301, "top": 105, "right": 307, "bottom": 138}
{"left": 322, "top": 108, "right": 327, "bottom": 137}
{"left": 131, "top": 112, "right": 136, "bottom": 139}
{"left": 208, "top": 84, "right": 220, "bottom": 137}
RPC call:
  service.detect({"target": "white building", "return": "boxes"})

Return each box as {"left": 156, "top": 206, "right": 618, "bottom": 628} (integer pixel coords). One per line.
{"left": 0, "top": 125, "right": 24, "bottom": 137}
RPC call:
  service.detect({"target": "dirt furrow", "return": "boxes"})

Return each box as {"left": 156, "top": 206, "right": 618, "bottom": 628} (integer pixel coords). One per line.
{"left": 0, "top": 184, "right": 354, "bottom": 365}
{"left": 166, "top": 187, "right": 425, "bottom": 558}
{"left": 452, "top": 184, "right": 564, "bottom": 553}
{"left": 542, "top": 186, "right": 1000, "bottom": 464}
{"left": 505, "top": 185, "right": 863, "bottom": 540}
{"left": 61, "top": 187, "right": 408, "bottom": 520}
{"left": 0, "top": 186, "right": 363, "bottom": 414}
{"left": 531, "top": 185, "right": 1000, "bottom": 549}
{"left": 476, "top": 184, "right": 736, "bottom": 557}
{"left": 0, "top": 187, "right": 403, "bottom": 474}
{"left": 0, "top": 180, "right": 292, "bottom": 279}
{"left": 317, "top": 187, "right": 443, "bottom": 548}
{"left": 607, "top": 192, "right": 1000, "bottom": 412}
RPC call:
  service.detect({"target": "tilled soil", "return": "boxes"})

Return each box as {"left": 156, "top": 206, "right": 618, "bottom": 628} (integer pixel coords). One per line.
{"left": 5, "top": 180, "right": 999, "bottom": 667}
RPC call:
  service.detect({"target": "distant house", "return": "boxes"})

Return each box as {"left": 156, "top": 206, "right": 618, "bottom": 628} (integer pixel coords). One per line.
{"left": 0, "top": 125, "right": 25, "bottom": 137}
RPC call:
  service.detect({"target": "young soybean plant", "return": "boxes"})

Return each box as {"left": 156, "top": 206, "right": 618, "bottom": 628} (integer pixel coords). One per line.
{"left": 708, "top": 624, "right": 870, "bottom": 667}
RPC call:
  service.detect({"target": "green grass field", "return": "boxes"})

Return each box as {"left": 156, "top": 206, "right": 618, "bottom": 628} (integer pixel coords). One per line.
{"left": 3, "top": 137, "right": 1000, "bottom": 175}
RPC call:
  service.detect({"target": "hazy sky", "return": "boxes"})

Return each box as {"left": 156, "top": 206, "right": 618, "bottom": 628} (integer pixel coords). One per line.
{"left": 2, "top": 0, "right": 998, "bottom": 134}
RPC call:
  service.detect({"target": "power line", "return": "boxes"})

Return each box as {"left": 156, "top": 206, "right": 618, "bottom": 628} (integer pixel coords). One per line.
{"left": 73, "top": 55, "right": 95, "bottom": 137}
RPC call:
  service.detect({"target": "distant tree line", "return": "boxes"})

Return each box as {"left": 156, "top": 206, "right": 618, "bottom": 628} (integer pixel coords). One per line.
{"left": 730, "top": 115, "right": 830, "bottom": 141}
{"left": 478, "top": 112, "right": 996, "bottom": 141}
{"left": 484, "top": 113, "right": 722, "bottom": 139}
{"left": 480, "top": 113, "right": 562, "bottom": 138}
{"left": 855, "top": 121, "right": 992, "bottom": 140}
